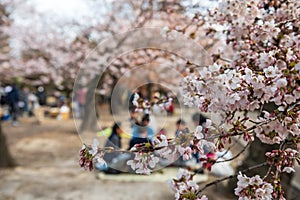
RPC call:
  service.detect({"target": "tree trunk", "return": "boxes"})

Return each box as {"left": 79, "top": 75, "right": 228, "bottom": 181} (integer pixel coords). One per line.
{"left": 79, "top": 77, "right": 99, "bottom": 133}
{"left": 0, "top": 122, "right": 16, "bottom": 168}
{"left": 109, "top": 78, "right": 123, "bottom": 115}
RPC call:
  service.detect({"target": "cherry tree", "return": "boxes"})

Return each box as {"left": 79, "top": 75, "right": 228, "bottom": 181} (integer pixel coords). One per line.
{"left": 2, "top": 0, "right": 197, "bottom": 134}
{"left": 80, "top": 0, "right": 300, "bottom": 199}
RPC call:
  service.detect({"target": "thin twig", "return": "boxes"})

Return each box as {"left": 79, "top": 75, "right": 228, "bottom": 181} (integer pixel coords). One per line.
{"left": 216, "top": 139, "right": 239, "bottom": 161}
{"left": 215, "top": 141, "right": 252, "bottom": 163}
{"left": 195, "top": 162, "right": 268, "bottom": 196}
{"left": 263, "top": 161, "right": 273, "bottom": 180}
{"left": 207, "top": 101, "right": 300, "bottom": 140}
{"left": 218, "top": 57, "right": 232, "bottom": 63}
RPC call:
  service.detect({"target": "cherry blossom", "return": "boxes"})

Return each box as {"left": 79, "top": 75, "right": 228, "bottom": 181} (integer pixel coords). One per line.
{"left": 74, "top": 0, "right": 300, "bottom": 199}
{"left": 234, "top": 172, "right": 273, "bottom": 200}
{"left": 127, "top": 152, "right": 160, "bottom": 175}
{"left": 168, "top": 168, "right": 202, "bottom": 200}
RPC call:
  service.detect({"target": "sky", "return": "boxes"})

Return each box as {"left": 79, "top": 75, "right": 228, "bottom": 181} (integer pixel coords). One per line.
{"left": 31, "top": 0, "right": 94, "bottom": 23}
{"left": 10, "top": 0, "right": 110, "bottom": 35}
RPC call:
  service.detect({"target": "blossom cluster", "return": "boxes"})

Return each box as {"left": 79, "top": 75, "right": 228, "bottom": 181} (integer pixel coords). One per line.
{"left": 127, "top": 152, "right": 160, "bottom": 175}
{"left": 168, "top": 168, "right": 208, "bottom": 200}
{"left": 132, "top": 92, "right": 174, "bottom": 114}
{"left": 179, "top": 0, "right": 300, "bottom": 199}
{"left": 181, "top": 0, "right": 300, "bottom": 146}
{"left": 266, "top": 148, "right": 299, "bottom": 174}
{"left": 79, "top": 139, "right": 106, "bottom": 171}
{"left": 234, "top": 172, "right": 273, "bottom": 200}
{"left": 126, "top": 130, "right": 217, "bottom": 175}
{"left": 79, "top": 145, "right": 94, "bottom": 171}
{"left": 78, "top": 1, "right": 300, "bottom": 199}
{"left": 255, "top": 110, "right": 300, "bottom": 144}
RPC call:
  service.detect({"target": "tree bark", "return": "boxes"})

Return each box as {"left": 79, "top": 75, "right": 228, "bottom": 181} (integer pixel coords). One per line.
{"left": 79, "top": 77, "right": 100, "bottom": 133}
{"left": 0, "top": 122, "right": 16, "bottom": 168}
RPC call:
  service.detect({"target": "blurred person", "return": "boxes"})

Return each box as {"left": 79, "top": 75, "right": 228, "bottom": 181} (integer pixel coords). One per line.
{"left": 28, "top": 93, "right": 44, "bottom": 124}
{"left": 173, "top": 119, "right": 194, "bottom": 168}
{"left": 129, "top": 109, "right": 138, "bottom": 128}
{"left": 58, "top": 94, "right": 66, "bottom": 107}
{"left": 148, "top": 114, "right": 157, "bottom": 134}
{"left": 131, "top": 114, "right": 154, "bottom": 139}
{"left": 191, "top": 112, "right": 224, "bottom": 175}
{"left": 5, "top": 84, "right": 20, "bottom": 126}
{"left": 96, "top": 123, "right": 123, "bottom": 174}
{"left": 129, "top": 125, "right": 151, "bottom": 150}
{"left": 175, "top": 119, "right": 188, "bottom": 137}
{"left": 75, "top": 87, "right": 87, "bottom": 119}
{"left": 19, "top": 87, "right": 30, "bottom": 116}
{"left": 36, "top": 86, "right": 46, "bottom": 106}
{"left": 192, "top": 112, "right": 208, "bottom": 127}
{"left": 0, "top": 85, "right": 6, "bottom": 105}
{"left": 192, "top": 113, "right": 234, "bottom": 176}
{"left": 96, "top": 125, "right": 130, "bottom": 139}
{"left": 166, "top": 100, "right": 174, "bottom": 116}
{"left": 72, "top": 91, "right": 80, "bottom": 119}
{"left": 0, "top": 85, "right": 7, "bottom": 120}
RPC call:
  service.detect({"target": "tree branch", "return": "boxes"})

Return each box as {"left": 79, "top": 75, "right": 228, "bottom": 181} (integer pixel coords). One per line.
{"left": 216, "top": 141, "right": 252, "bottom": 163}
{"left": 195, "top": 162, "right": 268, "bottom": 196}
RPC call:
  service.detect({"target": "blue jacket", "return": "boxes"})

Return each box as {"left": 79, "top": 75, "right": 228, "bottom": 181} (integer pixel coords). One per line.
{"left": 6, "top": 86, "right": 19, "bottom": 105}
{"left": 131, "top": 124, "right": 154, "bottom": 139}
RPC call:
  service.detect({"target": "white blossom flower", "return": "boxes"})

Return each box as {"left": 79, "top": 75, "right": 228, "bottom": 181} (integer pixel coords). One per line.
{"left": 226, "top": 70, "right": 242, "bottom": 89}
{"left": 94, "top": 152, "right": 107, "bottom": 167}
{"left": 288, "top": 124, "right": 300, "bottom": 136}
{"left": 236, "top": 172, "right": 250, "bottom": 188}
{"left": 293, "top": 89, "right": 300, "bottom": 99}
{"left": 282, "top": 166, "right": 295, "bottom": 173}
{"left": 197, "top": 195, "right": 208, "bottom": 200}
{"left": 178, "top": 146, "right": 193, "bottom": 161}
{"left": 169, "top": 168, "right": 200, "bottom": 200}
{"left": 263, "top": 66, "right": 277, "bottom": 78}
{"left": 194, "top": 125, "right": 204, "bottom": 139}
{"left": 276, "top": 78, "right": 288, "bottom": 88}
{"left": 148, "top": 156, "right": 159, "bottom": 168}
{"left": 284, "top": 94, "right": 296, "bottom": 104}
{"left": 89, "top": 138, "right": 99, "bottom": 156}
{"left": 132, "top": 93, "right": 140, "bottom": 107}
{"left": 127, "top": 152, "right": 159, "bottom": 175}
{"left": 259, "top": 52, "right": 276, "bottom": 69}
{"left": 249, "top": 175, "right": 263, "bottom": 186}
{"left": 235, "top": 172, "right": 273, "bottom": 199}
{"left": 208, "top": 63, "right": 221, "bottom": 73}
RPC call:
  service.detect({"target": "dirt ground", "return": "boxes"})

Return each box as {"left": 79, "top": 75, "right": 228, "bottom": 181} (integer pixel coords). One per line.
{"left": 0, "top": 106, "right": 235, "bottom": 200}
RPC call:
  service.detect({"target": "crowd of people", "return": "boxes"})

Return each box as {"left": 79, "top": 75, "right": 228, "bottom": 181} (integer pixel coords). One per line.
{"left": 0, "top": 84, "right": 69, "bottom": 126}
{"left": 96, "top": 108, "right": 218, "bottom": 175}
